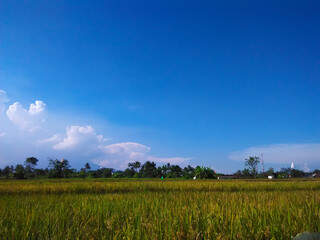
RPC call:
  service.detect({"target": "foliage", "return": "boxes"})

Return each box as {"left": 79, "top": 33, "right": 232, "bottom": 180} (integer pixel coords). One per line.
{"left": 91, "top": 168, "right": 113, "bottom": 178}
{"left": 194, "top": 166, "right": 216, "bottom": 179}
{"left": 140, "top": 161, "right": 157, "bottom": 178}
{"left": 24, "top": 157, "right": 39, "bottom": 178}
{"left": 2, "top": 165, "right": 13, "bottom": 178}
{"left": 13, "top": 164, "right": 25, "bottom": 179}
{"left": 80, "top": 163, "right": 91, "bottom": 179}
{"left": 48, "top": 158, "right": 72, "bottom": 178}
{"left": 245, "top": 156, "right": 260, "bottom": 178}
{"left": 128, "top": 161, "right": 141, "bottom": 172}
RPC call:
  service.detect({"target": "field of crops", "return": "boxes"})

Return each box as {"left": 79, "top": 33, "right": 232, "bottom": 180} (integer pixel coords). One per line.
{"left": 0, "top": 179, "right": 319, "bottom": 239}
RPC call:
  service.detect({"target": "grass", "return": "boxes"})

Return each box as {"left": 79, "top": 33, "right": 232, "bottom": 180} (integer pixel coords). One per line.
{"left": 0, "top": 179, "right": 319, "bottom": 239}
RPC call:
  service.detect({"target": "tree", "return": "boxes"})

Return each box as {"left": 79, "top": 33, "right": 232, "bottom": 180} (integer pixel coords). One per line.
{"left": 3, "top": 165, "right": 13, "bottom": 178}
{"left": 290, "top": 169, "right": 305, "bottom": 178}
{"left": 245, "top": 156, "right": 260, "bottom": 178}
{"left": 13, "top": 164, "right": 25, "bottom": 179}
{"left": 182, "top": 165, "right": 195, "bottom": 179}
{"left": 92, "top": 168, "right": 113, "bottom": 178}
{"left": 167, "top": 165, "right": 182, "bottom": 178}
{"left": 80, "top": 163, "right": 91, "bottom": 179}
{"left": 48, "top": 158, "right": 72, "bottom": 178}
{"left": 194, "top": 166, "right": 216, "bottom": 179}
{"left": 265, "top": 167, "right": 275, "bottom": 177}
{"left": 140, "top": 161, "right": 157, "bottom": 178}
{"left": 85, "top": 163, "right": 91, "bottom": 171}
{"left": 128, "top": 161, "right": 141, "bottom": 172}
{"left": 24, "top": 157, "right": 39, "bottom": 178}
{"left": 25, "top": 157, "right": 38, "bottom": 168}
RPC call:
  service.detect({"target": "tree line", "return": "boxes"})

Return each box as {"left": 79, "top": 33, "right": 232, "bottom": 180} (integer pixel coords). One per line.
{"left": 0, "top": 157, "right": 216, "bottom": 179}
{"left": 0, "top": 156, "right": 318, "bottom": 179}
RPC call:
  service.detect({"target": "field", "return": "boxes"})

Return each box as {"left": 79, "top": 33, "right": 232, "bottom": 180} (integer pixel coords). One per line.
{"left": 0, "top": 179, "right": 319, "bottom": 239}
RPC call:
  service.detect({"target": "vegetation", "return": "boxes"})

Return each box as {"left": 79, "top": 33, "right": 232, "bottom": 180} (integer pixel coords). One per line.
{"left": 1, "top": 156, "right": 318, "bottom": 180}
{"left": 245, "top": 156, "right": 260, "bottom": 178}
{"left": 0, "top": 179, "right": 319, "bottom": 239}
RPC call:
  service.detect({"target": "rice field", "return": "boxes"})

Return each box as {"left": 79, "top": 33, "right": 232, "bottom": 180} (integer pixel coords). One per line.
{"left": 0, "top": 179, "right": 319, "bottom": 239}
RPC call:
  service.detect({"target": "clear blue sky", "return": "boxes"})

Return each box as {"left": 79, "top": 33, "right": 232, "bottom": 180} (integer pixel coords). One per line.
{"left": 1, "top": 0, "right": 320, "bottom": 172}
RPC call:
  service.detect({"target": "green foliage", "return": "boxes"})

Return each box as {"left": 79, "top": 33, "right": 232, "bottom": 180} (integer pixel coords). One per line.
{"left": 25, "top": 157, "right": 38, "bottom": 167}
{"left": 245, "top": 156, "right": 260, "bottom": 178}
{"left": 2, "top": 165, "right": 13, "bottom": 178}
{"left": 13, "top": 164, "right": 25, "bottom": 179}
{"left": 48, "top": 158, "right": 72, "bottom": 178}
{"left": 24, "top": 157, "right": 39, "bottom": 178}
{"left": 194, "top": 166, "right": 216, "bottom": 179}
{"left": 140, "top": 161, "right": 157, "bottom": 178}
{"left": 91, "top": 168, "right": 113, "bottom": 178}
{"left": 182, "top": 165, "right": 195, "bottom": 179}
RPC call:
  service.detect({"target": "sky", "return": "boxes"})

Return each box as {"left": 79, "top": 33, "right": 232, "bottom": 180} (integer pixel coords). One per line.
{"left": 1, "top": 0, "right": 320, "bottom": 173}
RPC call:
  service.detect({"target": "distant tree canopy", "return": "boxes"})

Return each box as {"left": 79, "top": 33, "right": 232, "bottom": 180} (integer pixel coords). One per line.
{"left": 24, "top": 157, "right": 39, "bottom": 178}
{"left": 0, "top": 156, "right": 315, "bottom": 180}
{"left": 48, "top": 158, "right": 72, "bottom": 178}
{"left": 245, "top": 156, "right": 260, "bottom": 178}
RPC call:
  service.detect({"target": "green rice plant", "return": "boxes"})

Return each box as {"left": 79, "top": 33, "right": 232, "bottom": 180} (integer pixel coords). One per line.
{"left": 0, "top": 179, "right": 319, "bottom": 239}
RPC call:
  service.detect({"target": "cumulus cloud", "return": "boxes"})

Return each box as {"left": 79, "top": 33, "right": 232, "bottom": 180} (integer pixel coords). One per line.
{"left": 1, "top": 88, "right": 191, "bottom": 169}
{"left": 96, "top": 142, "right": 191, "bottom": 169}
{"left": 0, "top": 90, "right": 9, "bottom": 114}
{"left": 229, "top": 143, "right": 320, "bottom": 168}
{"left": 38, "top": 125, "right": 190, "bottom": 169}
{"left": 37, "top": 134, "right": 62, "bottom": 145}
{"left": 41, "top": 125, "right": 106, "bottom": 151}
{"left": 6, "top": 101, "right": 46, "bottom": 131}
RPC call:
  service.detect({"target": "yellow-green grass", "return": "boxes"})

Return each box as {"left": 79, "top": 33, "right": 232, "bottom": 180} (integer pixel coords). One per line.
{"left": 0, "top": 179, "right": 319, "bottom": 239}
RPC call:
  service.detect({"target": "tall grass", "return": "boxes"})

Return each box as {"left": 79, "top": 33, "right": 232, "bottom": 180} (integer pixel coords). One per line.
{"left": 0, "top": 179, "right": 319, "bottom": 239}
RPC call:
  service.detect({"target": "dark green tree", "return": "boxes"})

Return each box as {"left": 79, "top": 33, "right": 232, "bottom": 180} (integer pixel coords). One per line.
{"left": 194, "top": 166, "right": 216, "bottom": 179}
{"left": 167, "top": 165, "right": 182, "bottom": 178}
{"left": 140, "top": 161, "right": 157, "bottom": 178}
{"left": 24, "top": 157, "right": 39, "bottom": 178}
{"left": 48, "top": 158, "right": 72, "bottom": 178}
{"left": 245, "top": 156, "right": 260, "bottom": 178}
{"left": 182, "top": 165, "right": 195, "bottom": 179}
{"left": 85, "top": 163, "right": 91, "bottom": 171}
{"left": 128, "top": 161, "right": 141, "bottom": 172}
{"left": 92, "top": 168, "right": 113, "bottom": 178}
{"left": 3, "top": 165, "right": 13, "bottom": 178}
{"left": 80, "top": 162, "right": 91, "bottom": 179}
{"left": 13, "top": 164, "right": 25, "bottom": 179}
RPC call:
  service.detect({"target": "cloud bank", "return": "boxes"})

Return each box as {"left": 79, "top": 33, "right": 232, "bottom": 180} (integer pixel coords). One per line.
{"left": 1, "top": 89, "right": 190, "bottom": 169}
{"left": 41, "top": 129, "right": 191, "bottom": 169}
{"left": 96, "top": 142, "right": 191, "bottom": 169}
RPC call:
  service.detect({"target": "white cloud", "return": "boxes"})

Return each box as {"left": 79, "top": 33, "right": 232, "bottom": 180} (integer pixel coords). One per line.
{"left": 96, "top": 142, "right": 150, "bottom": 168}
{"left": 6, "top": 101, "right": 46, "bottom": 131}
{"left": 37, "top": 134, "right": 62, "bottom": 145}
{"left": 52, "top": 125, "right": 106, "bottom": 150}
{"left": 96, "top": 142, "right": 190, "bottom": 169}
{"left": 229, "top": 143, "right": 320, "bottom": 167}
{"left": 0, "top": 90, "right": 9, "bottom": 114}
{"left": 29, "top": 101, "right": 46, "bottom": 115}
{"left": 100, "top": 142, "right": 150, "bottom": 155}
{"left": 147, "top": 156, "right": 192, "bottom": 165}
{"left": 1, "top": 87, "right": 191, "bottom": 169}
{"left": 38, "top": 125, "right": 190, "bottom": 169}
{"left": 0, "top": 132, "right": 7, "bottom": 137}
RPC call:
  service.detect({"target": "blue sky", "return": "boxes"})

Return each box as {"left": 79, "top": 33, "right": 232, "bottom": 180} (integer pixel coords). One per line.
{"left": 1, "top": 0, "right": 320, "bottom": 172}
